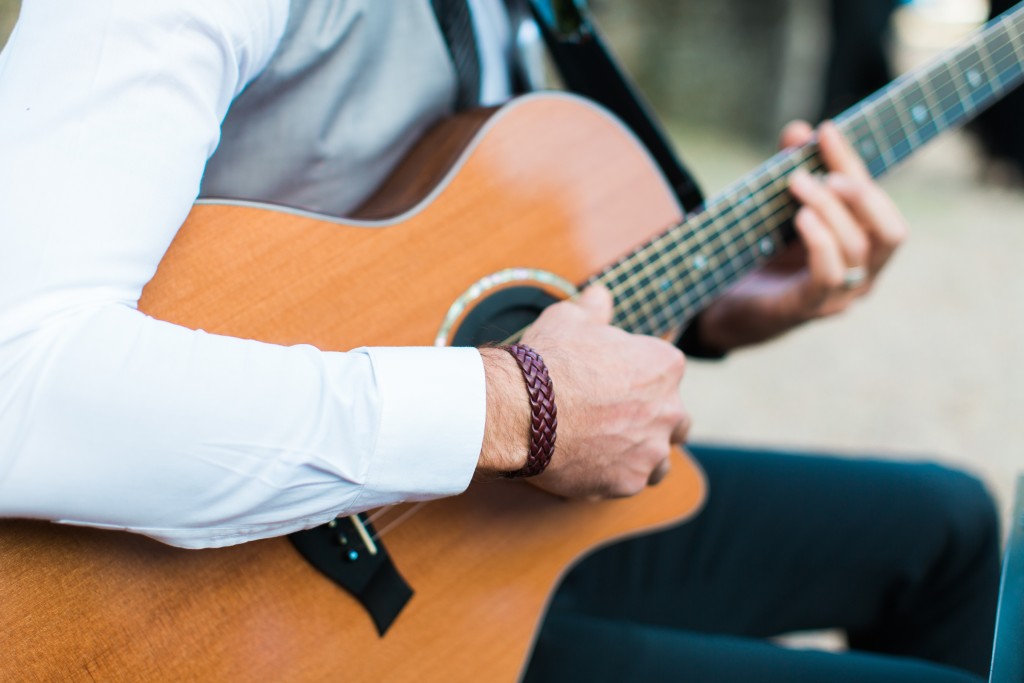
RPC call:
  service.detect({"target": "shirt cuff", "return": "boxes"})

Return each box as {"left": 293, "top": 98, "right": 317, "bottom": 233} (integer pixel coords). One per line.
{"left": 359, "top": 346, "right": 485, "bottom": 504}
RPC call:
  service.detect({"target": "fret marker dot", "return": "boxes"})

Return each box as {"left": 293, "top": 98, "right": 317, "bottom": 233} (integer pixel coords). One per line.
{"left": 759, "top": 238, "right": 774, "bottom": 256}
{"left": 911, "top": 105, "right": 928, "bottom": 124}
{"left": 860, "top": 140, "right": 877, "bottom": 158}
{"left": 967, "top": 70, "right": 982, "bottom": 88}
{"left": 694, "top": 255, "right": 707, "bottom": 270}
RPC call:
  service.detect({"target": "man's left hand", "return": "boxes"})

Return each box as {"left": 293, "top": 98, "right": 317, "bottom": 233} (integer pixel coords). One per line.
{"left": 694, "top": 120, "right": 909, "bottom": 353}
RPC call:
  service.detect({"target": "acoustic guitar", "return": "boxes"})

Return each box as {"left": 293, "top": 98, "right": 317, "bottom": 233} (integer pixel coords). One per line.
{"left": 2, "top": 6, "right": 1022, "bottom": 681}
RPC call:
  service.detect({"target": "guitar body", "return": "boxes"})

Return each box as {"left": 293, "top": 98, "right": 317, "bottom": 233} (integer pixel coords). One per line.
{"left": 0, "top": 95, "right": 707, "bottom": 682}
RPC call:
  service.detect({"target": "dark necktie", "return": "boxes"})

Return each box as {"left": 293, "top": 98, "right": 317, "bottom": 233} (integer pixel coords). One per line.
{"left": 431, "top": 0, "right": 482, "bottom": 110}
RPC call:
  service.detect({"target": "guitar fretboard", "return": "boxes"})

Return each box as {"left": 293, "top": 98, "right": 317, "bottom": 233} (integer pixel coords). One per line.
{"left": 594, "top": 3, "right": 1024, "bottom": 338}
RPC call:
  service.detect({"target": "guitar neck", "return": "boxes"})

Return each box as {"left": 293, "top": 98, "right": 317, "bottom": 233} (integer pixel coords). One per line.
{"left": 595, "top": 2, "right": 1024, "bottom": 338}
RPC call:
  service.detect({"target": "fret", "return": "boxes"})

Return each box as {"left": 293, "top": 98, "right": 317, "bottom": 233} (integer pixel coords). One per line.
{"left": 877, "top": 98, "right": 914, "bottom": 166}
{"left": 987, "top": 20, "right": 1023, "bottom": 87}
{"left": 610, "top": 294, "right": 641, "bottom": 333}
{"left": 630, "top": 295, "right": 661, "bottom": 336}
{"left": 613, "top": 244, "right": 658, "bottom": 312}
{"left": 597, "top": 262, "right": 629, "bottom": 302}
{"left": 639, "top": 234, "right": 690, "bottom": 321}
{"left": 633, "top": 238, "right": 685, "bottom": 335}
{"left": 892, "top": 87, "right": 925, "bottom": 152}
{"left": 925, "top": 59, "right": 964, "bottom": 129}
{"left": 601, "top": 260, "right": 645, "bottom": 328}
{"left": 610, "top": 268, "right": 649, "bottom": 332}
{"left": 840, "top": 110, "right": 888, "bottom": 177}
{"left": 955, "top": 42, "right": 996, "bottom": 114}
{"left": 613, "top": 280, "right": 649, "bottom": 333}
{"left": 653, "top": 185, "right": 791, "bottom": 333}
{"left": 679, "top": 243, "right": 714, "bottom": 318}
{"left": 865, "top": 103, "right": 899, "bottom": 170}
{"left": 685, "top": 276, "right": 720, "bottom": 319}
{"left": 690, "top": 249, "right": 710, "bottom": 278}
{"left": 911, "top": 77, "right": 943, "bottom": 144}
{"left": 714, "top": 181, "right": 754, "bottom": 236}
{"left": 645, "top": 248, "right": 680, "bottom": 300}
{"left": 718, "top": 230, "right": 744, "bottom": 282}
{"left": 721, "top": 209, "right": 753, "bottom": 259}
{"left": 741, "top": 209, "right": 778, "bottom": 265}
{"left": 978, "top": 33, "right": 1006, "bottom": 96}
{"left": 644, "top": 287, "right": 681, "bottom": 337}
{"left": 682, "top": 219, "right": 754, "bottom": 304}
{"left": 607, "top": 230, "right": 687, "bottom": 334}
{"left": 1010, "top": 14, "right": 1024, "bottom": 62}
{"left": 690, "top": 235, "right": 723, "bottom": 293}
{"left": 718, "top": 169, "right": 785, "bottom": 238}
{"left": 598, "top": 4, "right": 1024, "bottom": 338}
{"left": 679, "top": 282, "right": 712, "bottom": 327}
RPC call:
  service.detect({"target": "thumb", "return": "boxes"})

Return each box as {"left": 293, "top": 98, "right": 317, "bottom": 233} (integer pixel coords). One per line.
{"left": 575, "top": 284, "right": 614, "bottom": 325}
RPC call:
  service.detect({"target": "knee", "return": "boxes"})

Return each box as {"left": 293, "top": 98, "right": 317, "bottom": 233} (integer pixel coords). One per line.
{"left": 916, "top": 464, "right": 1000, "bottom": 557}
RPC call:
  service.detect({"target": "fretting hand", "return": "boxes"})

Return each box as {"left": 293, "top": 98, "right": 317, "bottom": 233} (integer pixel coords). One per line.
{"left": 695, "top": 120, "right": 909, "bottom": 352}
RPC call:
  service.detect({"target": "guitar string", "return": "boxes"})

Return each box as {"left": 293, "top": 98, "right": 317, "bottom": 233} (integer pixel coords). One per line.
{"left": 633, "top": 9, "right": 1024, "bottom": 309}
{"left": 606, "top": 15, "right": 1023, "bottom": 338}
{"left": 538, "top": 8, "right": 1024, "bottom": 341}
{"left": 358, "top": 10, "right": 1024, "bottom": 545}
{"left": 630, "top": 18, "right": 1024, "bottom": 339}
{"left": 365, "top": 505, "right": 401, "bottom": 525}
{"left": 584, "top": 138, "right": 823, "bottom": 333}
{"left": 370, "top": 501, "right": 429, "bottom": 540}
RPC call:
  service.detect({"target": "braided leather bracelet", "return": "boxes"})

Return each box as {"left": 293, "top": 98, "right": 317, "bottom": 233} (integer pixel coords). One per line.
{"left": 501, "top": 343, "right": 557, "bottom": 478}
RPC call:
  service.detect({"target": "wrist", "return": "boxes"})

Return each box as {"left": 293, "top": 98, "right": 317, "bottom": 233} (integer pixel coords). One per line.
{"left": 478, "top": 347, "right": 531, "bottom": 475}
{"left": 699, "top": 294, "right": 800, "bottom": 352}
{"left": 498, "top": 344, "right": 558, "bottom": 478}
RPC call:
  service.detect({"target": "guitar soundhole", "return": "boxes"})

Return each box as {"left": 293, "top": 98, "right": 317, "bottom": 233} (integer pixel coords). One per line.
{"left": 450, "top": 285, "right": 561, "bottom": 346}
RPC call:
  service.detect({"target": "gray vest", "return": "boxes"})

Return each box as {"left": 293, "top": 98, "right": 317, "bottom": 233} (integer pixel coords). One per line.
{"left": 199, "top": 1, "right": 458, "bottom": 217}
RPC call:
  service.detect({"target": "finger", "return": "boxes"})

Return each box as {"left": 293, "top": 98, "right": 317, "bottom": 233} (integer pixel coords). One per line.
{"left": 826, "top": 173, "right": 909, "bottom": 266}
{"left": 790, "top": 170, "right": 869, "bottom": 267}
{"left": 647, "top": 458, "right": 671, "bottom": 486}
{"left": 779, "top": 120, "right": 814, "bottom": 150}
{"left": 794, "top": 205, "right": 850, "bottom": 303}
{"left": 818, "top": 120, "right": 871, "bottom": 182}
{"left": 574, "top": 284, "right": 614, "bottom": 325}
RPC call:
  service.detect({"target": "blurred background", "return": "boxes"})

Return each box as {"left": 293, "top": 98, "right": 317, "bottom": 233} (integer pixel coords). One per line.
{"left": 1, "top": 0, "right": 1020, "bottom": 529}
{"left": 590, "top": 0, "right": 1024, "bottom": 534}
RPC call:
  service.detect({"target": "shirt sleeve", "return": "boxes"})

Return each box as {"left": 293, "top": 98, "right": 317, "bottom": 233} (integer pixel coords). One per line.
{"left": 0, "top": 0, "right": 486, "bottom": 548}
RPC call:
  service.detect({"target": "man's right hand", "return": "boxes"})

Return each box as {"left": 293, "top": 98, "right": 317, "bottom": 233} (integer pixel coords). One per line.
{"left": 477, "top": 285, "right": 690, "bottom": 499}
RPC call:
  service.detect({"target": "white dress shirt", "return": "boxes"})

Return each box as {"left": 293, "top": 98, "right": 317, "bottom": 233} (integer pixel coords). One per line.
{"left": 0, "top": 0, "right": 511, "bottom": 548}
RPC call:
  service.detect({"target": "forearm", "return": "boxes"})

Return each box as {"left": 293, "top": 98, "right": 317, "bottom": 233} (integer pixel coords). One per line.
{"left": 0, "top": 306, "right": 485, "bottom": 548}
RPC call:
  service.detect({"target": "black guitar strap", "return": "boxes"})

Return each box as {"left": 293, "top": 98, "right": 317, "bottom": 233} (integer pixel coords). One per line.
{"left": 516, "top": 0, "right": 705, "bottom": 212}
{"left": 429, "top": 0, "right": 706, "bottom": 211}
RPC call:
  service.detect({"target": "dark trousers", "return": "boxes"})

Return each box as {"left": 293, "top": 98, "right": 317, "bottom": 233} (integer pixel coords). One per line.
{"left": 524, "top": 445, "right": 1001, "bottom": 683}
